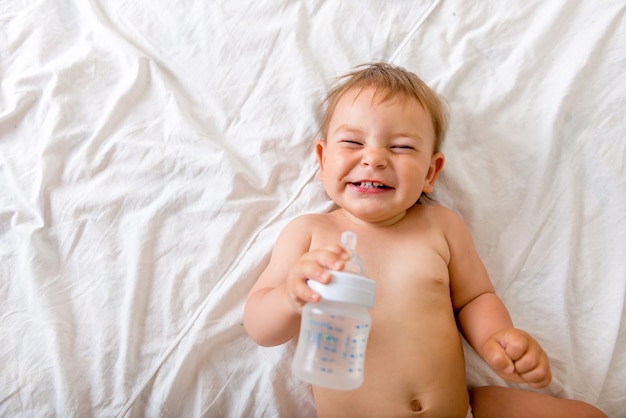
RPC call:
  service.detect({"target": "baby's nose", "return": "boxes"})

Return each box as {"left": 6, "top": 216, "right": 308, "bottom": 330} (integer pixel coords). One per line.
{"left": 361, "top": 147, "right": 388, "bottom": 168}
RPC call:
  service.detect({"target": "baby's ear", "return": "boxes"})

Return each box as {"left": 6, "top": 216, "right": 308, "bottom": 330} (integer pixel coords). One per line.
{"left": 423, "top": 152, "right": 445, "bottom": 193}
{"left": 315, "top": 139, "right": 327, "bottom": 180}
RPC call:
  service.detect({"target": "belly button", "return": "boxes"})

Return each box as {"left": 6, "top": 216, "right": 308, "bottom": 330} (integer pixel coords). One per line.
{"left": 410, "top": 399, "right": 422, "bottom": 412}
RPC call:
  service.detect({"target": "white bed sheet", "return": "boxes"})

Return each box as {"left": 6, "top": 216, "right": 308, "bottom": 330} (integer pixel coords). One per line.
{"left": 1, "top": 1, "right": 624, "bottom": 417}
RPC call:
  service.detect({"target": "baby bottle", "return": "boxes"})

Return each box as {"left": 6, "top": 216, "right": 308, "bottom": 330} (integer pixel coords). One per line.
{"left": 292, "top": 231, "right": 376, "bottom": 390}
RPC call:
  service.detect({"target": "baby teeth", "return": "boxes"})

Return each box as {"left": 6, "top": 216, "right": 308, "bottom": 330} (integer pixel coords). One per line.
{"left": 359, "top": 181, "right": 384, "bottom": 188}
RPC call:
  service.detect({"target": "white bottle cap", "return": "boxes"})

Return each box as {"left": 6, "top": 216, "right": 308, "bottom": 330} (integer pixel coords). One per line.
{"left": 307, "top": 271, "right": 375, "bottom": 308}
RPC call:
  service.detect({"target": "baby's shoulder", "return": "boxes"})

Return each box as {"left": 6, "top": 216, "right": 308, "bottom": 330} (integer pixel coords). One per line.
{"left": 287, "top": 212, "right": 333, "bottom": 226}
{"left": 411, "top": 204, "right": 475, "bottom": 247}
{"left": 410, "top": 204, "right": 473, "bottom": 241}
{"left": 282, "top": 212, "right": 337, "bottom": 235}
{"left": 275, "top": 213, "right": 339, "bottom": 252}
{"left": 411, "top": 203, "right": 464, "bottom": 224}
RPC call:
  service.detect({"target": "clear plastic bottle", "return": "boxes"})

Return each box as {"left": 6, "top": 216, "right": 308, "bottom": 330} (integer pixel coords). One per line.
{"left": 292, "top": 231, "right": 376, "bottom": 390}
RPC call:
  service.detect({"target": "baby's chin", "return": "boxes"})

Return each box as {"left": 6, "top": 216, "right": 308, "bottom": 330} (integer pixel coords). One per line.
{"left": 340, "top": 208, "right": 409, "bottom": 227}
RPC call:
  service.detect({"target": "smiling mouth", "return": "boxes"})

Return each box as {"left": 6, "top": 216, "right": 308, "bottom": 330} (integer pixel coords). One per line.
{"left": 351, "top": 181, "right": 392, "bottom": 189}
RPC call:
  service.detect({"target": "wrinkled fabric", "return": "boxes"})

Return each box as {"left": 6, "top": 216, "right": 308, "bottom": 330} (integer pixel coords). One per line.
{"left": 0, "top": 1, "right": 624, "bottom": 417}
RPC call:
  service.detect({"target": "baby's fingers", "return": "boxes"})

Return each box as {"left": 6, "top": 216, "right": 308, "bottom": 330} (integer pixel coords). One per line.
{"left": 496, "top": 330, "right": 530, "bottom": 362}
{"left": 515, "top": 348, "right": 552, "bottom": 388}
{"left": 492, "top": 329, "right": 552, "bottom": 388}
{"left": 482, "top": 338, "right": 515, "bottom": 375}
{"left": 522, "top": 367, "right": 552, "bottom": 389}
{"left": 287, "top": 261, "right": 328, "bottom": 305}
{"left": 298, "top": 245, "right": 347, "bottom": 273}
{"left": 286, "top": 245, "right": 348, "bottom": 311}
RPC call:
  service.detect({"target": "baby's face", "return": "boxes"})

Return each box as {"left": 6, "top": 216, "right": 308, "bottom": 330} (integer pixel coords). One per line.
{"left": 316, "top": 87, "right": 442, "bottom": 225}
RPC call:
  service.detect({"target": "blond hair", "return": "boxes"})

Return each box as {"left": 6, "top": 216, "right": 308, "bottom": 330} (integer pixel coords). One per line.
{"left": 319, "top": 62, "right": 448, "bottom": 152}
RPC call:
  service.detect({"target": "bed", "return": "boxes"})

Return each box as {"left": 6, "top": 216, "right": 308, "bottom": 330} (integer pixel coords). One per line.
{"left": 1, "top": 0, "right": 624, "bottom": 416}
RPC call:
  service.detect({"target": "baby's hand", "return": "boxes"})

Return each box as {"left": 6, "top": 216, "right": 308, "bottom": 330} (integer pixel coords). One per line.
{"left": 482, "top": 328, "right": 552, "bottom": 388}
{"left": 285, "top": 244, "right": 348, "bottom": 313}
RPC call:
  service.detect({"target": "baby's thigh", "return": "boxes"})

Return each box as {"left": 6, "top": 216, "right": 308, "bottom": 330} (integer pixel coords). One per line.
{"left": 469, "top": 386, "right": 606, "bottom": 418}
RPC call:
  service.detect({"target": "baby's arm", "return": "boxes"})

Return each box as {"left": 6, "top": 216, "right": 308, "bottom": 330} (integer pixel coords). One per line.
{"left": 243, "top": 216, "right": 347, "bottom": 347}
{"left": 456, "top": 291, "right": 551, "bottom": 388}
{"left": 443, "top": 208, "right": 551, "bottom": 388}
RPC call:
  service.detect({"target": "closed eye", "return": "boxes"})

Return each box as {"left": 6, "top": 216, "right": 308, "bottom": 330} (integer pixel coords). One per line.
{"left": 340, "top": 139, "right": 364, "bottom": 147}
{"left": 390, "top": 145, "right": 417, "bottom": 152}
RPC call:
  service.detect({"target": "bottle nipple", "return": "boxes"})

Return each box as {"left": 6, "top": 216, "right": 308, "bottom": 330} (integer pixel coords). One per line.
{"left": 341, "top": 231, "right": 366, "bottom": 275}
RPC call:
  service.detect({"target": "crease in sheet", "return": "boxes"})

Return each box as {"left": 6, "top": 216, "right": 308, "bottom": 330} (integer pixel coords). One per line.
{"left": 117, "top": 166, "right": 320, "bottom": 417}
{"left": 388, "top": 0, "right": 442, "bottom": 63}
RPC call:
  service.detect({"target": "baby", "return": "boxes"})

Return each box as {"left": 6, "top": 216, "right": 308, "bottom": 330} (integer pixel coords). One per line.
{"left": 244, "top": 63, "right": 606, "bottom": 417}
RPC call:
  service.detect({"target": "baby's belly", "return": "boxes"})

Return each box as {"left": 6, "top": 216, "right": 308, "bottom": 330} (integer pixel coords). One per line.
{"left": 312, "top": 313, "right": 469, "bottom": 417}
